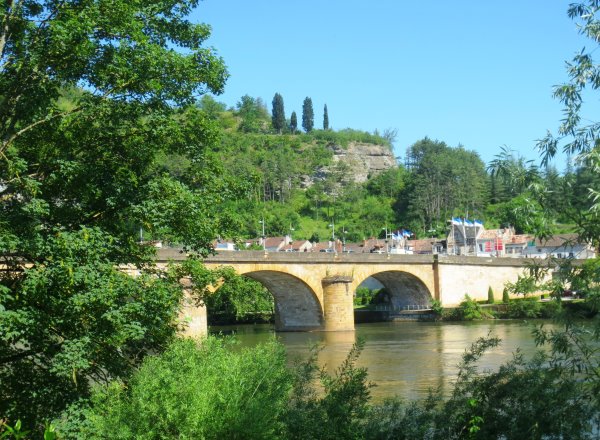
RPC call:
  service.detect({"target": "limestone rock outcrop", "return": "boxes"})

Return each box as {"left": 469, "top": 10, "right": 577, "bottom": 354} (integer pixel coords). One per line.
{"left": 302, "top": 141, "right": 396, "bottom": 187}
{"left": 329, "top": 142, "right": 396, "bottom": 183}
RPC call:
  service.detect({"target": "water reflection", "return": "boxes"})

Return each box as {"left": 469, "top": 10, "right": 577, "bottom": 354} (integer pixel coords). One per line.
{"left": 210, "top": 320, "right": 555, "bottom": 402}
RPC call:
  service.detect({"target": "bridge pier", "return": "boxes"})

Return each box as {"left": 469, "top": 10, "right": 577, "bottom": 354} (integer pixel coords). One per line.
{"left": 178, "top": 278, "right": 208, "bottom": 338}
{"left": 322, "top": 275, "right": 355, "bottom": 331}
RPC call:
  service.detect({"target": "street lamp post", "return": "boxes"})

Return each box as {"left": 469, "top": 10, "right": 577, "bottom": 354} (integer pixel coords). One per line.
{"left": 382, "top": 226, "right": 389, "bottom": 254}
{"left": 259, "top": 218, "right": 266, "bottom": 252}
{"left": 328, "top": 220, "right": 336, "bottom": 253}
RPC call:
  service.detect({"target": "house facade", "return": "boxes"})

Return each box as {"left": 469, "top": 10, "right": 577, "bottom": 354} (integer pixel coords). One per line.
{"left": 523, "top": 233, "right": 596, "bottom": 259}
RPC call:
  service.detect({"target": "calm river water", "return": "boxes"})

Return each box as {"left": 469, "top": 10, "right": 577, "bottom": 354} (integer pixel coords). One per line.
{"left": 210, "top": 320, "right": 558, "bottom": 402}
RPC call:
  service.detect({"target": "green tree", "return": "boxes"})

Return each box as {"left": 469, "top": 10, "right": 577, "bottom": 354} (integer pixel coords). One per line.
{"left": 198, "top": 95, "right": 227, "bottom": 120}
{"left": 323, "top": 103, "right": 329, "bottom": 130}
{"left": 271, "top": 92, "right": 286, "bottom": 133}
{"left": 0, "top": 0, "right": 233, "bottom": 431}
{"left": 488, "top": 146, "right": 540, "bottom": 200}
{"left": 206, "top": 269, "right": 274, "bottom": 323}
{"left": 80, "top": 337, "right": 292, "bottom": 439}
{"left": 398, "top": 138, "right": 488, "bottom": 233}
{"left": 290, "top": 111, "right": 298, "bottom": 133}
{"left": 366, "top": 167, "right": 407, "bottom": 199}
{"left": 236, "top": 95, "right": 270, "bottom": 133}
{"left": 487, "top": 286, "right": 495, "bottom": 304}
{"left": 488, "top": 194, "right": 551, "bottom": 236}
{"left": 302, "top": 97, "right": 314, "bottom": 133}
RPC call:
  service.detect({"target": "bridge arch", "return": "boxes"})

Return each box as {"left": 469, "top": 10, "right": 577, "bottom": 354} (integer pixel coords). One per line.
{"left": 354, "top": 270, "right": 433, "bottom": 308}
{"left": 240, "top": 270, "right": 323, "bottom": 331}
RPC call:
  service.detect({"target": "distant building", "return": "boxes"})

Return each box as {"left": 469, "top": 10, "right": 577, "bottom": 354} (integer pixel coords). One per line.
{"left": 405, "top": 238, "right": 444, "bottom": 255}
{"left": 260, "top": 236, "right": 292, "bottom": 252}
{"left": 213, "top": 240, "right": 236, "bottom": 251}
{"left": 286, "top": 240, "right": 313, "bottom": 252}
{"left": 474, "top": 228, "right": 520, "bottom": 257}
{"left": 523, "top": 233, "right": 596, "bottom": 259}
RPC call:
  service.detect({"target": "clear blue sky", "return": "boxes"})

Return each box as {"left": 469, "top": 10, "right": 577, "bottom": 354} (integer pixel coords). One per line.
{"left": 192, "top": 1, "right": 595, "bottom": 168}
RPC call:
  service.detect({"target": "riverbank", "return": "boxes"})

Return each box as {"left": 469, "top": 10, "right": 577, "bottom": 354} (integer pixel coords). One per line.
{"left": 355, "top": 297, "right": 597, "bottom": 323}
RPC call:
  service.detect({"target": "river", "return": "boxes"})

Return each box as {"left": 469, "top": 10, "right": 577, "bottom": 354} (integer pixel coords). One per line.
{"left": 210, "top": 320, "right": 558, "bottom": 402}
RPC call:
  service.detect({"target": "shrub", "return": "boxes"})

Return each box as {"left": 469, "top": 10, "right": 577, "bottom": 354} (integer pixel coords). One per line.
{"left": 540, "top": 299, "right": 562, "bottom": 319}
{"left": 430, "top": 299, "right": 444, "bottom": 318}
{"left": 502, "top": 287, "right": 510, "bottom": 303}
{"left": 79, "top": 337, "right": 293, "bottom": 439}
{"left": 507, "top": 297, "right": 542, "bottom": 319}
{"left": 455, "top": 295, "right": 490, "bottom": 320}
{"left": 284, "top": 339, "right": 372, "bottom": 440}
{"left": 488, "top": 286, "right": 495, "bottom": 304}
{"left": 354, "top": 287, "right": 374, "bottom": 306}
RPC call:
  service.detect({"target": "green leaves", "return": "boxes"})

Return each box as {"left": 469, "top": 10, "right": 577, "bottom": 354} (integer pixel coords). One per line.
{"left": 0, "top": 228, "right": 184, "bottom": 429}
{"left": 82, "top": 337, "right": 292, "bottom": 439}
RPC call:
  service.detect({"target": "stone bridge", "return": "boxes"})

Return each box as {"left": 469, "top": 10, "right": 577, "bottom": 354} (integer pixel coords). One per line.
{"left": 157, "top": 249, "right": 539, "bottom": 336}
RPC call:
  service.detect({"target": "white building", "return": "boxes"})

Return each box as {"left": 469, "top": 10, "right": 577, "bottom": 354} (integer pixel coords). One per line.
{"left": 523, "top": 233, "right": 596, "bottom": 259}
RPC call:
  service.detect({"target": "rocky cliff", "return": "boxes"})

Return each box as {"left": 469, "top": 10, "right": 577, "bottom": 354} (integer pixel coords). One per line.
{"left": 301, "top": 141, "right": 397, "bottom": 188}
{"left": 329, "top": 142, "right": 397, "bottom": 183}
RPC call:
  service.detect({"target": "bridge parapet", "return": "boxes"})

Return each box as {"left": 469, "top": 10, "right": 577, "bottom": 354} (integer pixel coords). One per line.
{"left": 156, "top": 248, "right": 436, "bottom": 264}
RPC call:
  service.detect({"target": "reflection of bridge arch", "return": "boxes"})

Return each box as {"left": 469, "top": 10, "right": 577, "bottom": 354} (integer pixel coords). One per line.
{"left": 239, "top": 270, "right": 323, "bottom": 331}
{"left": 353, "top": 271, "right": 433, "bottom": 308}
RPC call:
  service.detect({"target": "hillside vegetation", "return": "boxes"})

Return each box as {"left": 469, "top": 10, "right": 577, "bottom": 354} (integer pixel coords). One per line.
{"left": 154, "top": 94, "right": 596, "bottom": 244}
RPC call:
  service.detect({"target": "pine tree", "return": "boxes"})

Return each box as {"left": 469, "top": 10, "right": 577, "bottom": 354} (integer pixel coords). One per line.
{"left": 502, "top": 287, "right": 510, "bottom": 304}
{"left": 488, "top": 286, "right": 495, "bottom": 304}
{"left": 323, "top": 104, "right": 329, "bottom": 130}
{"left": 290, "top": 111, "right": 298, "bottom": 133}
{"left": 302, "top": 97, "right": 314, "bottom": 133}
{"left": 271, "top": 93, "right": 286, "bottom": 133}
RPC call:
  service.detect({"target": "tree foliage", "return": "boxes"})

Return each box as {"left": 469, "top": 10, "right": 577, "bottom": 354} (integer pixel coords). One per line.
{"left": 323, "top": 104, "right": 329, "bottom": 130}
{"left": 271, "top": 93, "right": 286, "bottom": 133}
{"left": 205, "top": 269, "right": 274, "bottom": 324}
{"left": 80, "top": 337, "right": 292, "bottom": 439}
{"left": 398, "top": 138, "right": 488, "bottom": 232}
{"left": 302, "top": 97, "right": 314, "bottom": 133}
{"left": 290, "top": 111, "right": 298, "bottom": 133}
{"left": 0, "top": 228, "right": 185, "bottom": 429}
{"left": 0, "top": 0, "right": 236, "bottom": 430}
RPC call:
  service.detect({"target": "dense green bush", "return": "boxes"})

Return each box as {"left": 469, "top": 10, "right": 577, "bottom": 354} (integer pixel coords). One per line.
{"left": 540, "top": 299, "right": 563, "bottom": 318}
{"left": 78, "top": 337, "right": 292, "bottom": 439}
{"left": 205, "top": 271, "right": 274, "bottom": 324}
{"left": 507, "top": 297, "right": 542, "bottom": 319}
{"left": 354, "top": 287, "right": 375, "bottom": 306}
{"left": 450, "top": 295, "right": 494, "bottom": 321}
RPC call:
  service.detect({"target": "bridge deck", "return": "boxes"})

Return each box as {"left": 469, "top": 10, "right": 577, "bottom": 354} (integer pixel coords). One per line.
{"left": 156, "top": 248, "right": 533, "bottom": 267}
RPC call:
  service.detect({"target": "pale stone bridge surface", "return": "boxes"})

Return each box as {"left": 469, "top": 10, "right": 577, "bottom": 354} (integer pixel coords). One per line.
{"left": 157, "top": 249, "right": 540, "bottom": 335}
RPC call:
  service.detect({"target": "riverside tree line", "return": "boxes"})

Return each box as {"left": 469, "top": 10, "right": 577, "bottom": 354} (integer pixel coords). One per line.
{"left": 0, "top": 0, "right": 599, "bottom": 438}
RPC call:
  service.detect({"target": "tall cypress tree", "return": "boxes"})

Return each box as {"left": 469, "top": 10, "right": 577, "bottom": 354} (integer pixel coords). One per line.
{"left": 323, "top": 104, "right": 329, "bottom": 130}
{"left": 290, "top": 111, "right": 298, "bottom": 133}
{"left": 302, "top": 97, "right": 314, "bottom": 133}
{"left": 271, "top": 93, "right": 285, "bottom": 133}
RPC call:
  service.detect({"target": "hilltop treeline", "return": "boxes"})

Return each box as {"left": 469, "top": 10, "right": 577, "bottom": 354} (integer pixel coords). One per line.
{"left": 157, "top": 94, "right": 599, "bottom": 244}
